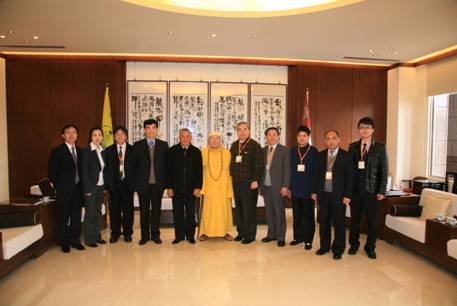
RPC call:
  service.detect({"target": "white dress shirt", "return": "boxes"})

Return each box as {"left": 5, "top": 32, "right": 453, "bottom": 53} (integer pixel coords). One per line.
{"left": 90, "top": 142, "right": 105, "bottom": 186}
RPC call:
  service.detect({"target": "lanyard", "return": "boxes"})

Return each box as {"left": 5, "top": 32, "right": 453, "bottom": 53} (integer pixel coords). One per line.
{"left": 238, "top": 138, "right": 251, "bottom": 155}
{"left": 297, "top": 145, "right": 311, "bottom": 164}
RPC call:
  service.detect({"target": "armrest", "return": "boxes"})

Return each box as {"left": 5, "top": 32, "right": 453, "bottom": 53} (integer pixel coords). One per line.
{"left": 390, "top": 196, "right": 421, "bottom": 206}
{"left": 389, "top": 204, "right": 422, "bottom": 217}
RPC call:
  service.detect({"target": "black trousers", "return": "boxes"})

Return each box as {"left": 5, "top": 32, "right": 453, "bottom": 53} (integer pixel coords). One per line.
{"left": 292, "top": 197, "right": 315, "bottom": 244}
{"left": 172, "top": 192, "right": 196, "bottom": 240}
{"left": 56, "top": 184, "right": 82, "bottom": 246}
{"left": 318, "top": 192, "right": 346, "bottom": 255}
{"left": 349, "top": 190, "right": 379, "bottom": 252}
{"left": 233, "top": 181, "right": 258, "bottom": 240}
{"left": 108, "top": 180, "right": 134, "bottom": 238}
{"left": 138, "top": 184, "right": 162, "bottom": 240}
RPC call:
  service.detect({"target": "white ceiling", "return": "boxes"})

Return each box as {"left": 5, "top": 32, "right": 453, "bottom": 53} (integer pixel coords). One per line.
{"left": 0, "top": 0, "right": 456, "bottom": 65}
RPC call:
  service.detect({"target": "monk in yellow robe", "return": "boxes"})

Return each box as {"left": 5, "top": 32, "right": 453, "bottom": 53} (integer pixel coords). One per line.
{"left": 199, "top": 132, "right": 234, "bottom": 241}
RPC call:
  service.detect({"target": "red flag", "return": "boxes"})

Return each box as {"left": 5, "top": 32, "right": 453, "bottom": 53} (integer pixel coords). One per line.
{"left": 303, "top": 88, "right": 312, "bottom": 143}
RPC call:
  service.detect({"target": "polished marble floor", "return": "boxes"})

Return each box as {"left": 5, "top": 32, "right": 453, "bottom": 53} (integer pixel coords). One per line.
{"left": 1, "top": 211, "right": 456, "bottom": 306}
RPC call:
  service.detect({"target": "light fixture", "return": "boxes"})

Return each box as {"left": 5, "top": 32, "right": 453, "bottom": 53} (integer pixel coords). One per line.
{"left": 33, "top": 35, "right": 39, "bottom": 40}
{"left": 168, "top": 31, "right": 174, "bottom": 36}
{"left": 251, "top": 34, "right": 258, "bottom": 39}
{"left": 368, "top": 49, "right": 374, "bottom": 53}
{"left": 0, "top": 35, "right": 6, "bottom": 39}
{"left": 211, "top": 33, "right": 217, "bottom": 38}
{"left": 24, "top": 40, "right": 30, "bottom": 43}
{"left": 8, "top": 30, "right": 14, "bottom": 34}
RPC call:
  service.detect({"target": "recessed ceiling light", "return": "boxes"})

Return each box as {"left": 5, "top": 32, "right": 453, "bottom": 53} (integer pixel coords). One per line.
{"left": 251, "top": 34, "right": 258, "bottom": 39}
{"left": 24, "top": 40, "right": 30, "bottom": 43}
{"left": 33, "top": 35, "right": 39, "bottom": 40}
{"left": 372, "top": 53, "right": 378, "bottom": 57}
{"left": 393, "top": 51, "right": 398, "bottom": 55}
{"left": 8, "top": 30, "right": 14, "bottom": 34}
{"left": 0, "top": 35, "right": 6, "bottom": 39}
{"left": 368, "top": 49, "right": 374, "bottom": 53}
{"left": 211, "top": 33, "right": 217, "bottom": 38}
{"left": 168, "top": 31, "right": 174, "bottom": 36}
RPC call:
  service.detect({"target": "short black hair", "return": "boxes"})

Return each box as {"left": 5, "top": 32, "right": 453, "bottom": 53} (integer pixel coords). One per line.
{"left": 89, "top": 127, "right": 103, "bottom": 140}
{"left": 324, "top": 130, "right": 340, "bottom": 138}
{"left": 61, "top": 124, "right": 78, "bottom": 134}
{"left": 144, "top": 119, "right": 158, "bottom": 128}
{"left": 358, "top": 117, "right": 375, "bottom": 129}
{"left": 296, "top": 125, "right": 311, "bottom": 136}
{"left": 113, "top": 126, "right": 128, "bottom": 135}
{"left": 264, "top": 127, "right": 280, "bottom": 136}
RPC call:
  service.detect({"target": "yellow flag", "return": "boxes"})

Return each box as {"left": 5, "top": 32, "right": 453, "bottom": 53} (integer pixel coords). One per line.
{"left": 101, "top": 86, "right": 114, "bottom": 148}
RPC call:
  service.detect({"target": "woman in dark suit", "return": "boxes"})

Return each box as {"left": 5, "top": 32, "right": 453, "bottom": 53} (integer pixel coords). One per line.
{"left": 81, "top": 127, "right": 106, "bottom": 247}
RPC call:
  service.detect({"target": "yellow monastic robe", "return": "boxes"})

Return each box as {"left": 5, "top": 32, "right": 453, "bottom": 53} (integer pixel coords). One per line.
{"left": 199, "top": 147, "right": 233, "bottom": 237}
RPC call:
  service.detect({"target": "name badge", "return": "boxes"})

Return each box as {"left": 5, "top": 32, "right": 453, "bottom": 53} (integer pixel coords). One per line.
{"left": 119, "top": 165, "right": 124, "bottom": 172}
{"left": 266, "top": 164, "right": 270, "bottom": 170}
{"left": 297, "top": 164, "right": 305, "bottom": 172}
{"left": 358, "top": 161, "right": 365, "bottom": 169}
{"left": 236, "top": 155, "right": 243, "bottom": 163}
{"left": 325, "top": 171, "right": 332, "bottom": 180}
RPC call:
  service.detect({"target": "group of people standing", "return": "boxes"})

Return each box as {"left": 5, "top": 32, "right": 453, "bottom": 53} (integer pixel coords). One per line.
{"left": 48, "top": 116, "right": 388, "bottom": 261}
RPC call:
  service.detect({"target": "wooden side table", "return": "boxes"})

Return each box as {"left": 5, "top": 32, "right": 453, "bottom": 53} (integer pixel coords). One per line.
{"left": 425, "top": 219, "right": 457, "bottom": 253}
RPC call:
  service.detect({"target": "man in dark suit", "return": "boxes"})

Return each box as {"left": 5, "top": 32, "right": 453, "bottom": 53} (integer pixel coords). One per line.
{"left": 313, "top": 130, "right": 353, "bottom": 260}
{"left": 259, "top": 127, "right": 290, "bottom": 247}
{"left": 48, "top": 124, "right": 85, "bottom": 253}
{"left": 348, "top": 117, "right": 389, "bottom": 259}
{"left": 166, "top": 128, "right": 203, "bottom": 245}
{"left": 104, "top": 126, "right": 137, "bottom": 243}
{"left": 134, "top": 119, "right": 169, "bottom": 245}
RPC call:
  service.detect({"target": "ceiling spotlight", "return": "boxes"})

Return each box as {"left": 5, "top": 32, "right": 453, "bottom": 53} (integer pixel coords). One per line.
{"left": 393, "top": 51, "right": 398, "bottom": 55}
{"left": 0, "top": 35, "right": 6, "bottom": 39}
{"left": 8, "top": 30, "right": 14, "bottom": 34}
{"left": 211, "top": 33, "right": 217, "bottom": 38}
{"left": 372, "top": 53, "right": 378, "bottom": 57}
{"left": 168, "top": 31, "right": 174, "bottom": 36}
{"left": 251, "top": 34, "right": 258, "bottom": 39}
{"left": 368, "top": 49, "right": 374, "bottom": 53}
{"left": 24, "top": 40, "right": 30, "bottom": 43}
{"left": 32, "top": 35, "right": 39, "bottom": 40}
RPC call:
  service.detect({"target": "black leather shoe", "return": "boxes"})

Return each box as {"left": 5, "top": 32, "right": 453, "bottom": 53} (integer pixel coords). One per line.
{"left": 365, "top": 249, "right": 377, "bottom": 259}
{"left": 289, "top": 240, "right": 302, "bottom": 246}
{"left": 261, "top": 237, "right": 276, "bottom": 243}
{"left": 97, "top": 239, "right": 106, "bottom": 244}
{"left": 124, "top": 236, "right": 132, "bottom": 243}
{"left": 86, "top": 243, "right": 98, "bottom": 248}
{"left": 172, "top": 239, "right": 183, "bottom": 244}
{"left": 241, "top": 238, "right": 254, "bottom": 244}
{"left": 348, "top": 246, "right": 358, "bottom": 255}
{"left": 71, "top": 242, "right": 86, "bottom": 250}
{"left": 61, "top": 245, "right": 70, "bottom": 253}
{"left": 152, "top": 237, "right": 162, "bottom": 244}
{"left": 139, "top": 239, "right": 148, "bottom": 245}
{"left": 315, "top": 249, "right": 329, "bottom": 255}
{"left": 277, "top": 241, "right": 286, "bottom": 247}
{"left": 333, "top": 254, "right": 342, "bottom": 260}
{"left": 234, "top": 235, "right": 244, "bottom": 242}
{"left": 109, "top": 237, "right": 119, "bottom": 243}
{"left": 304, "top": 243, "right": 312, "bottom": 250}
{"left": 187, "top": 238, "right": 196, "bottom": 244}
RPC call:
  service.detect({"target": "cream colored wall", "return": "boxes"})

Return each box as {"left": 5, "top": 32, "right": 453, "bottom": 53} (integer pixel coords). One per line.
{"left": 427, "top": 56, "right": 457, "bottom": 97}
{"left": 0, "top": 58, "right": 9, "bottom": 201}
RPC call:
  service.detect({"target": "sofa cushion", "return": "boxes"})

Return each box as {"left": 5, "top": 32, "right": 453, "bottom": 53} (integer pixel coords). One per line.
{"left": 419, "top": 189, "right": 457, "bottom": 218}
{"left": 385, "top": 215, "right": 426, "bottom": 243}
{"left": 447, "top": 239, "right": 457, "bottom": 260}
{"left": 1, "top": 224, "right": 43, "bottom": 260}
{"left": 420, "top": 194, "right": 450, "bottom": 220}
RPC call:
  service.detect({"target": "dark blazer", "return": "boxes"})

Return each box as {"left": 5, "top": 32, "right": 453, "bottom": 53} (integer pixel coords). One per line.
{"left": 166, "top": 144, "right": 203, "bottom": 194}
{"left": 104, "top": 143, "right": 137, "bottom": 192}
{"left": 133, "top": 138, "right": 169, "bottom": 193}
{"left": 348, "top": 139, "right": 389, "bottom": 195}
{"left": 48, "top": 143, "right": 82, "bottom": 193}
{"left": 289, "top": 144, "right": 318, "bottom": 198}
{"left": 259, "top": 144, "right": 291, "bottom": 196}
{"left": 315, "top": 148, "right": 353, "bottom": 200}
{"left": 81, "top": 145, "right": 106, "bottom": 194}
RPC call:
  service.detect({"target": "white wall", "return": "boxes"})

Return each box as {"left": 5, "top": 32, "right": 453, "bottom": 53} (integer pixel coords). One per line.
{"left": 0, "top": 58, "right": 9, "bottom": 201}
{"left": 126, "top": 62, "right": 288, "bottom": 83}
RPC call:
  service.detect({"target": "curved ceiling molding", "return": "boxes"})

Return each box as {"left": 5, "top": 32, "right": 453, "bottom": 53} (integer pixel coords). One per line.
{"left": 121, "top": 0, "right": 364, "bottom": 18}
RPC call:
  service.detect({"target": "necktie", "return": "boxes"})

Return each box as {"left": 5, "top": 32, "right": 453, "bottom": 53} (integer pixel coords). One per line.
{"left": 328, "top": 149, "right": 336, "bottom": 171}
{"left": 362, "top": 143, "right": 367, "bottom": 159}
{"left": 71, "top": 147, "right": 79, "bottom": 184}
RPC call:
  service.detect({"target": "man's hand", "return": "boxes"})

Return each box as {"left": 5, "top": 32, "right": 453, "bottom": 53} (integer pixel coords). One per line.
{"left": 287, "top": 189, "right": 292, "bottom": 199}
{"left": 250, "top": 181, "right": 258, "bottom": 190}
{"left": 342, "top": 197, "right": 351, "bottom": 205}
{"left": 280, "top": 187, "right": 289, "bottom": 197}
{"left": 311, "top": 193, "right": 317, "bottom": 201}
{"left": 193, "top": 189, "right": 201, "bottom": 197}
{"left": 167, "top": 189, "right": 174, "bottom": 198}
{"left": 377, "top": 194, "right": 385, "bottom": 201}
{"left": 85, "top": 193, "right": 92, "bottom": 197}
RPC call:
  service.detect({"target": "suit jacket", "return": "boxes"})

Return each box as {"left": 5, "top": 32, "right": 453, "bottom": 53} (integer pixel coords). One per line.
{"left": 48, "top": 143, "right": 82, "bottom": 194}
{"left": 104, "top": 143, "right": 137, "bottom": 193}
{"left": 165, "top": 144, "right": 203, "bottom": 194}
{"left": 259, "top": 144, "right": 290, "bottom": 196}
{"left": 134, "top": 138, "right": 169, "bottom": 193}
{"left": 81, "top": 145, "right": 106, "bottom": 194}
{"left": 315, "top": 148, "right": 353, "bottom": 199}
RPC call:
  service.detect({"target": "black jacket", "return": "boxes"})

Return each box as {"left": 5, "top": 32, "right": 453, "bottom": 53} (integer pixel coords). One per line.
{"left": 133, "top": 138, "right": 169, "bottom": 193}
{"left": 104, "top": 143, "right": 137, "bottom": 192}
{"left": 315, "top": 148, "right": 353, "bottom": 199}
{"left": 48, "top": 143, "right": 82, "bottom": 193}
{"left": 349, "top": 139, "right": 389, "bottom": 195}
{"left": 81, "top": 145, "right": 106, "bottom": 194}
{"left": 166, "top": 144, "right": 203, "bottom": 194}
